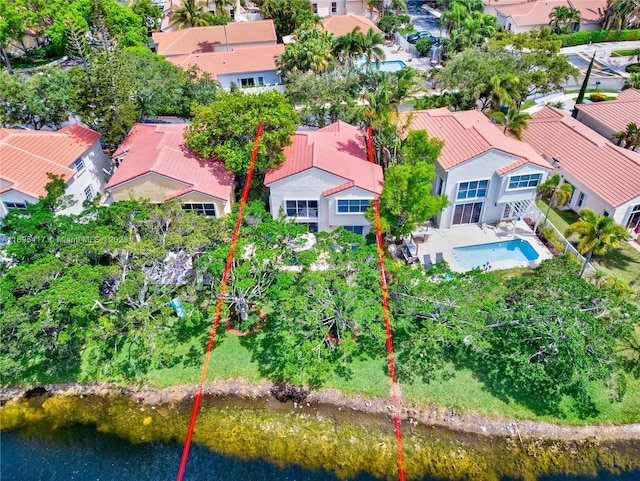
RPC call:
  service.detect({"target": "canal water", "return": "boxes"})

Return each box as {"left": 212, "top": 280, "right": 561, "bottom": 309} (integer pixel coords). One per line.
{"left": 2, "top": 393, "right": 639, "bottom": 481}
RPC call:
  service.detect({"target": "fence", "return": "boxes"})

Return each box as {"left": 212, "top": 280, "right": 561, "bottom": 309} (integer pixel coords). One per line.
{"left": 393, "top": 33, "right": 419, "bottom": 57}
{"left": 528, "top": 205, "right": 596, "bottom": 277}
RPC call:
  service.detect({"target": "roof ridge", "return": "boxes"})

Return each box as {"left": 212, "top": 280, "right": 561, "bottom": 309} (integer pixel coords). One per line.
{"left": 2, "top": 143, "right": 77, "bottom": 170}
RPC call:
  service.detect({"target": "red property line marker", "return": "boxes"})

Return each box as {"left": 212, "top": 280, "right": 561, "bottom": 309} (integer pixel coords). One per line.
{"left": 176, "top": 124, "right": 264, "bottom": 481}
{"left": 367, "top": 127, "right": 407, "bottom": 481}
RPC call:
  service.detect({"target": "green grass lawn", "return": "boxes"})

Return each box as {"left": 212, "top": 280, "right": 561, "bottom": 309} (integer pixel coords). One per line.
{"left": 536, "top": 201, "right": 640, "bottom": 283}
{"left": 520, "top": 100, "right": 536, "bottom": 110}
{"left": 611, "top": 49, "right": 640, "bottom": 57}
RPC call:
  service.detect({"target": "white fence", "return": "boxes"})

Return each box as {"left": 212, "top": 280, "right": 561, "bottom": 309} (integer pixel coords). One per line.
{"left": 393, "top": 33, "right": 419, "bottom": 57}
{"left": 528, "top": 205, "right": 596, "bottom": 277}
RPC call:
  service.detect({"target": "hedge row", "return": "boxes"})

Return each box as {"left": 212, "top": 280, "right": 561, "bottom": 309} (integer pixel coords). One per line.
{"left": 553, "top": 29, "right": 640, "bottom": 47}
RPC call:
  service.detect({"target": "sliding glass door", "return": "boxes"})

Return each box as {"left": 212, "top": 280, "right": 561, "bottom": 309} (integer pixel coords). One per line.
{"left": 452, "top": 202, "right": 483, "bottom": 225}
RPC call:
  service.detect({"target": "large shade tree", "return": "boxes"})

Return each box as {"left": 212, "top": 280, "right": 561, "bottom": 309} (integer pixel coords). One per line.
{"left": 565, "top": 209, "right": 629, "bottom": 279}
{"left": 185, "top": 90, "right": 300, "bottom": 174}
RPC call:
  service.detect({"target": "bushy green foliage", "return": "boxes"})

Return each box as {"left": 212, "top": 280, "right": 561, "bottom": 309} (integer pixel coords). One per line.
{"left": 553, "top": 28, "right": 640, "bottom": 47}
{"left": 377, "top": 14, "right": 411, "bottom": 35}
{"left": 589, "top": 92, "right": 609, "bottom": 102}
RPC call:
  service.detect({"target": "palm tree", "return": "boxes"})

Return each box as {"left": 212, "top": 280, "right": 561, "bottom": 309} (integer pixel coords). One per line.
{"left": 367, "top": 0, "right": 382, "bottom": 18}
{"left": 170, "top": 0, "right": 215, "bottom": 28}
{"left": 549, "top": 6, "right": 580, "bottom": 33}
{"left": 490, "top": 105, "right": 532, "bottom": 140}
{"left": 486, "top": 74, "right": 521, "bottom": 112}
{"left": 601, "top": 0, "right": 640, "bottom": 30}
{"left": 535, "top": 173, "right": 574, "bottom": 233}
{"left": 612, "top": 122, "right": 640, "bottom": 151}
{"left": 565, "top": 208, "right": 628, "bottom": 278}
{"left": 388, "top": 0, "right": 408, "bottom": 14}
{"left": 333, "top": 27, "right": 364, "bottom": 68}
{"left": 359, "top": 28, "right": 385, "bottom": 68}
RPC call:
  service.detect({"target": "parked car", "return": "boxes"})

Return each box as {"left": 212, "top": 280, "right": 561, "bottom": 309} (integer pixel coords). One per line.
{"left": 407, "top": 31, "right": 436, "bottom": 44}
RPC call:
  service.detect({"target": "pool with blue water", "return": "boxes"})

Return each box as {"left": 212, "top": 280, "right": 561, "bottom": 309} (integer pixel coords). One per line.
{"left": 452, "top": 239, "right": 539, "bottom": 270}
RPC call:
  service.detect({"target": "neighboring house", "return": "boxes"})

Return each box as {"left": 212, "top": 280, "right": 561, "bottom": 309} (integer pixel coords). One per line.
{"left": 311, "top": 0, "right": 369, "bottom": 17}
{"left": 495, "top": 0, "right": 604, "bottom": 33}
{"left": 320, "top": 14, "right": 382, "bottom": 36}
{"left": 105, "top": 123, "right": 235, "bottom": 218}
{"left": 0, "top": 125, "right": 110, "bottom": 220}
{"left": 264, "top": 121, "right": 383, "bottom": 236}
{"left": 166, "top": 44, "right": 285, "bottom": 90}
{"left": 160, "top": 0, "right": 258, "bottom": 31}
{"left": 574, "top": 88, "right": 640, "bottom": 143}
{"left": 483, "top": 0, "right": 526, "bottom": 17}
{"left": 405, "top": 108, "right": 552, "bottom": 229}
{"left": 520, "top": 106, "right": 640, "bottom": 229}
{"left": 152, "top": 20, "right": 277, "bottom": 55}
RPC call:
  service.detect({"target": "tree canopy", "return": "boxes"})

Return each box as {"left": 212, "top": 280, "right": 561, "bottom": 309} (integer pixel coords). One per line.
{"left": 185, "top": 90, "right": 300, "bottom": 174}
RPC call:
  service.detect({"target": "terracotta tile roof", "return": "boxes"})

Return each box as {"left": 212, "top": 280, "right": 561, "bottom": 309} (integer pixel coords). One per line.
{"left": 404, "top": 108, "right": 550, "bottom": 171}
{"left": 496, "top": 159, "right": 529, "bottom": 175}
{"left": 153, "top": 20, "right": 277, "bottom": 56}
{"left": 264, "top": 121, "right": 383, "bottom": 195}
{"left": 323, "top": 181, "right": 355, "bottom": 197}
{"left": 484, "top": 0, "right": 527, "bottom": 7}
{"left": 105, "top": 123, "right": 234, "bottom": 201}
{"left": 167, "top": 44, "right": 284, "bottom": 78}
{"left": 520, "top": 106, "right": 640, "bottom": 207}
{"left": 320, "top": 15, "right": 382, "bottom": 36}
{"left": 575, "top": 88, "right": 640, "bottom": 134}
{"left": 0, "top": 125, "right": 101, "bottom": 198}
{"left": 567, "top": 0, "right": 606, "bottom": 23}
{"left": 497, "top": 0, "right": 568, "bottom": 26}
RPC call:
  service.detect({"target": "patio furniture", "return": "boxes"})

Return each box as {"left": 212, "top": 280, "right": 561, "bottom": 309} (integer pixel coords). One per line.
{"left": 401, "top": 246, "right": 420, "bottom": 265}
{"left": 423, "top": 254, "right": 433, "bottom": 269}
{"left": 435, "top": 252, "right": 444, "bottom": 263}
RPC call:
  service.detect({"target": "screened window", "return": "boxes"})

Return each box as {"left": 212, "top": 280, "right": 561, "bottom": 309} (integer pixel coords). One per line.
{"left": 337, "top": 199, "right": 370, "bottom": 213}
{"left": 285, "top": 200, "right": 318, "bottom": 218}
{"left": 84, "top": 185, "right": 94, "bottom": 200}
{"left": 240, "top": 77, "right": 255, "bottom": 88}
{"left": 508, "top": 173, "right": 541, "bottom": 189}
{"left": 3, "top": 201, "right": 27, "bottom": 211}
{"left": 457, "top": 180, "right": 488, "bottom": 200}
{"left": 73, "top": 158, "right": 85, "bottom": 173}
{"left": 576, "top": 192, "right": 586, "bottom": 208}
{"left": 331, "top": 1, "right": 337, "bottom": 12}
{"left": 343, "top": 225, "right": 364, "bottom": 235}
{"left": 182, "top": 203, "right": 217, "bottom": 217}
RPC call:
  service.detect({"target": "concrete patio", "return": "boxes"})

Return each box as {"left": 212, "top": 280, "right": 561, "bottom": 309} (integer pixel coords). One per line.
{"left": 408, "top": 219, "right": 554, "bottom": 272}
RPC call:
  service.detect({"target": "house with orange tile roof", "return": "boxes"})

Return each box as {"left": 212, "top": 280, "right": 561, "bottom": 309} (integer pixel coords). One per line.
{"left": 520, "top": 106, "right": 640, "bottom": 230}
{"left": 105, "top": 123, "right": 235, "bottom": 218}
{"left": 320, "top": 15, "right": 382, "bottom": 36}
{"left": 404, "top": 108, "right": 552, "bottom": 229}
{"left": 153, "top": 20, "right": 277, "bottom": 55}
{"left": 495, "top": 0, "right": 604, "bottom": 33}
{"left": 574, "top": 88, "right": 640, "bottom": 143}
{"left": 264, "top": 121, "right": 383, "bottom": 236}
{"left": 167, "top": 44, "right": 285, "bottom": 90}
{"left": 0, "top": 125, "right": 111, "bottom": 220}
{"left": 160, "top": 0, "right": 263, "bottom": 32}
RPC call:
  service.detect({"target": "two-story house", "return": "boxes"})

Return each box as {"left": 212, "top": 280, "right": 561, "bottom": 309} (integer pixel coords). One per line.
{"left": 264, "top": 121, "right": 383, "bottom": 235}
{"left": 105, "top": 123, "right": 235, "bottom": 218}
{"left": 405, "top": 108, "right": 552, "bottom": 229}
{"left": 0, "top": 125, "right": 111, "bottom": 220}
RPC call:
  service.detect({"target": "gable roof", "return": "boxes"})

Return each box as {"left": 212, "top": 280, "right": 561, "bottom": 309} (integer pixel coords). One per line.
{"left": 496, "top": 0, "right": 604, "bottom": 26}
{"left": 520, "top": 106, "right": 640, "bottom": 207}
{"left": 153, "top": 20, "right": 277, "bottom": 56}
{"left": 320, "top": 15, "right": 382, "bottom": 36}
{"left": 264, "top": 121, "right": 383, "bottom": 195}
{"left": 167, "top": 44, "right": 284, "bottom": 78}
{"left": 0, "top": 124, "right": 101, "bottom": 199}
{"left": 575, "top": 88, "right": 640, "bottom": 134}
{"left": 106, "top": 123, "right": 234, "bottom": 202}
{"left": 404, "top": 108, "right": 550, "bottom": 171}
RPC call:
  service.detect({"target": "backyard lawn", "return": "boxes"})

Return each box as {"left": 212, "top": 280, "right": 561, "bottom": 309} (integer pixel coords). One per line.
{"left": 536, "top": 200, "right": 640, "bottom": 283}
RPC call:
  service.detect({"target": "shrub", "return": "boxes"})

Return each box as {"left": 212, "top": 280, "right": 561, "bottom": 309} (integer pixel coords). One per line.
{"left": 553, "top": 29, "right": 640, "bottom": 47}
{"left": 589, "top": 93, "right": 608, "bottom": 102}
{"left": 626, "top": 63, "right": 640, "bottom": 73}
{"left": 415, "top": 37, "right": 435, "bottom": 56}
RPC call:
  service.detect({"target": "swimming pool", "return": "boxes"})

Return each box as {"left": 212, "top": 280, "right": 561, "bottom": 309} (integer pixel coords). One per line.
{"left": 451, "top": 239, "right": 539, "bottom": 271}
{"left": 357, "top": 60, "right": 408, "bottom": 72}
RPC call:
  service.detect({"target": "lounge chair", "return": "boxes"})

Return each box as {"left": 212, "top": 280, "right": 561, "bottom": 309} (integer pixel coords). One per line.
{"left": 435, "top": 252, "right": 444, "bottom": 264}
{"left": 423, "top": 254, "right": 433, "bottom": 269}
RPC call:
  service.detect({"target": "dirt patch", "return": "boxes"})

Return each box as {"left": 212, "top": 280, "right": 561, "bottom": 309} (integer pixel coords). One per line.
{"left": 2, "top": 380, "right": 639, "bottom": 443}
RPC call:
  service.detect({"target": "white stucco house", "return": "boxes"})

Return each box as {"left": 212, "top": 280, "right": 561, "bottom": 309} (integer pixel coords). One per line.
{"left": 405, "top": 108, "right": 552, "bottom": 229}
{"left": 520, "top": 106, "right": 640, "bottom": 231}
{"left": 264, "top": 121, "right": 383, "bottom": 236}
{"left": 167, "top": 44, "right": 285, "bottom": 91}
{"left": 574, "top": 88, "right": 640, "bottom": 143}
{"left": 494, "top": 0, "right": 605, "bottom": 33}
{"left": 0, "top": 125, "right": 111, "bottom": 220}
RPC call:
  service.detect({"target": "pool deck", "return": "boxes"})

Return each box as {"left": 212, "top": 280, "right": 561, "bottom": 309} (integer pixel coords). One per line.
{"left": 410, "top": 219, "right": 554, "bottom": 272}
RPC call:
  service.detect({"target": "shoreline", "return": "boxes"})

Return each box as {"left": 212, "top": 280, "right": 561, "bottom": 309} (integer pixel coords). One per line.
{"left": 2, "top": 378, "right": 640, "bottom": 443}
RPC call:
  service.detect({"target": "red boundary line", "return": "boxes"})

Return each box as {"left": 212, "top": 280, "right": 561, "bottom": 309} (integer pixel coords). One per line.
{"left": 367, "top": 127, "right": 407, "bottom": 481}
{"left": 176, "top": 124, "right": 264, "bottom": 481}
